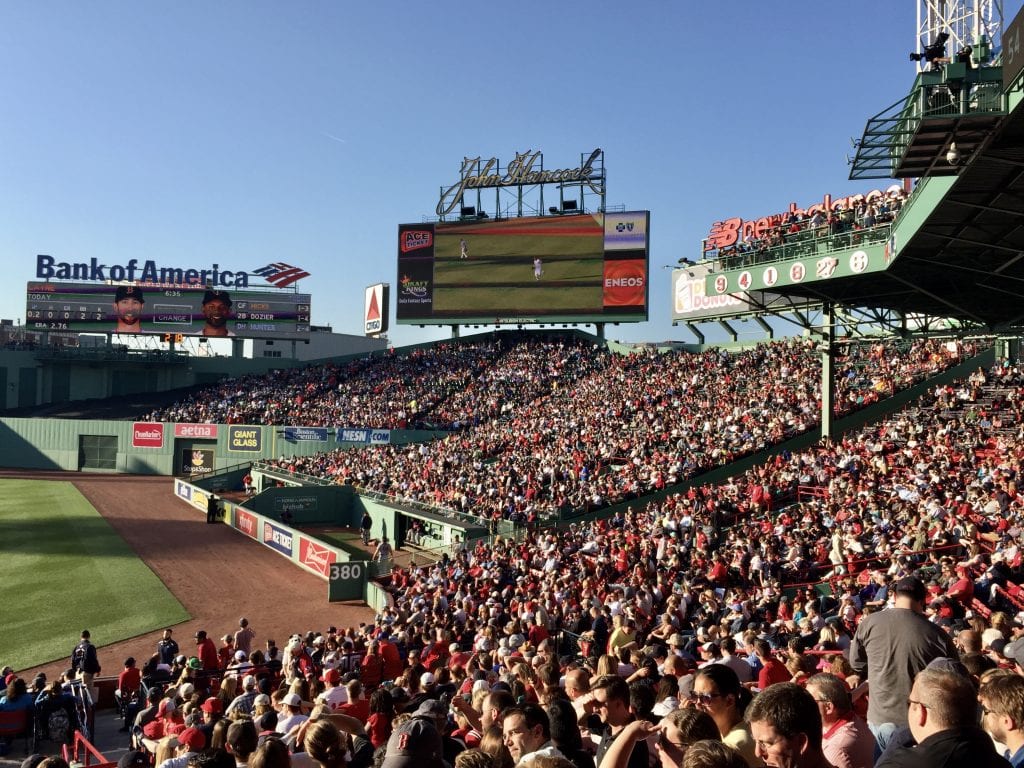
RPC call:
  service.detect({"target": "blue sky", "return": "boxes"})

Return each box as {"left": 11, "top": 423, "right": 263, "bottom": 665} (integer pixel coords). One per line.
{"left": 2, "top": 1, "right": 1017, "bottom": 348}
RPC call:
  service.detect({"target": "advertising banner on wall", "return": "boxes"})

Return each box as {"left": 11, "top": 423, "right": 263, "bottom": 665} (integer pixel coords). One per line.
{"left": 284, "top": 426, "right": 329, "bottom": 442}
{"left": 227, "top": 425, "right": 262, "bottom": 452}
{"left": 174, "top": 423, "right": 218, "bottom": 438}
{"left": 234, "top": 508, "right": 258, "bottom": 539}
{"left": 132, "top": 422, "right": 164, "bottom": 448}
{"left": 262, "top": 521, "right": 294, "bottom": 556}
{"left": 181, "top": 448, "right": 215, "bottom": 475}
{"left": 299, "top": 536, "right": 337, "bottom": 578}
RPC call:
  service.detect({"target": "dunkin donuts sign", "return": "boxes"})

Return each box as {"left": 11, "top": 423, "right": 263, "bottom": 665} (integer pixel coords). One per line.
{"left": 133, "top": 422, "right": 165, "bottom": 448}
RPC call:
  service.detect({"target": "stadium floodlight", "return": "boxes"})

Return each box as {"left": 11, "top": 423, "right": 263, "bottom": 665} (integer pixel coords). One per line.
{"left": 460, "top": 206, "right": 476, "bottom": 217}
{"left": 562, "top": 200, "right": 579, "bottom": 212}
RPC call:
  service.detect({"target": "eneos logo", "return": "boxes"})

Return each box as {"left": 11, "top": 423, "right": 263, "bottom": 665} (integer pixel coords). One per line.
{"left": 400, "top": 230, "right": 433, "bottom": 253}
{"left": 603, "top": 259, "right": 646, "bottom": 307}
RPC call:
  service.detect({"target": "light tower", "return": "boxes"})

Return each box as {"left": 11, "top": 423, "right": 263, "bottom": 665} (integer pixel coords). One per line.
{"left": 913, "top": 0, "right": 1005, "bottom": 71}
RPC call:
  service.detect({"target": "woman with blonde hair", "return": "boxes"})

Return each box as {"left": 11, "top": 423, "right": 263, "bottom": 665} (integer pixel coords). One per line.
{"left": 303, "top": 719, "right": 347, "bottom": 768}
{"left": 591, "top": 654, "right": 619, "bottom": 684}
{"left": 216, "top": 676, "right": 238, "bottom": 712}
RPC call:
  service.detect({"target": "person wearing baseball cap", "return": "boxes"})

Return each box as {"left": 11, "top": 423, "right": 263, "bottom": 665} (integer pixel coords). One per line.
{"left": 156, "top": 726, "right": 206, "bottom": 768}
{"left": 200, "top": 289, "right": 233, "bottom": 337}
{"left": 317, "top": 667, "right": 349, "bottom": 711}
{"left": 275, "top": 692, "right": 308, "bottom": 736}
{"left": 381, "top": 715, "right": 447, "bottom": 768}
{"left": 113, "top": 285, "right": 145, "bottom": 333}
{"left": 849, "top": 575, "right": 959, "bottom": 755}
{"left": 197, "top": 696, "right": 223, "bottom": 742}
{"left": 225, "top": 674, "right": 259, "bottom": 718}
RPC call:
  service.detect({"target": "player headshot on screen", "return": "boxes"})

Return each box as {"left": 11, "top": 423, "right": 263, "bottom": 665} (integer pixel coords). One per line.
{"left": 201, "top": 290, "right": 234, "bottom": 337}
{"left": 113, "top": 285, "right": 145, "bottom": 333}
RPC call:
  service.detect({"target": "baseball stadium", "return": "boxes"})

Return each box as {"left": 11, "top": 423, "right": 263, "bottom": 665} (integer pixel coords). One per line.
{"left": 5, "top": 3, "right": 1024, "bottom": 768}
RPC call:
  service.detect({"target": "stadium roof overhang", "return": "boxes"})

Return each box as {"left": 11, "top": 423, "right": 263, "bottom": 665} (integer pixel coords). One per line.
{"left": 770, "top": 94, "right": 1024, "bottom": 332}
{"left": 700, "top": 72, "right": 1024, "bottom": 334}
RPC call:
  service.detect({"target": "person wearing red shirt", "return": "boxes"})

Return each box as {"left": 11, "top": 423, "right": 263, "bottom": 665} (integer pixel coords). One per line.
{"left": 217, "top": 635, "right": 235, "bottom": 669}
{"left": 117, "top": 657, "right": 142, "bottom": 702}
{"left": 195, "top": 630, "right": 219, "bottom": 671}
{"left": 337, "top": 680, "right": 370, "bottom": 721}
{"left": 946, "top": 565, "right": 975, "bottom": 611}
{"left": 116, "top": 656, "right": 142, "bottom": 729}
{"left": 377, "top": 634, "right": 403, "bottom": 681}
{"left": 755, "top": 640, "right": 792, "bottom": 690}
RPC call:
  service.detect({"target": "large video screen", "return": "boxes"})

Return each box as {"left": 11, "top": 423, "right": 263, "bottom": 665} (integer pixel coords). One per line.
{"left": 396, "top": 211, "right": 649, "bottom": 325}
{"left": 26, "top": 282, "right": 311, "bottom": 339}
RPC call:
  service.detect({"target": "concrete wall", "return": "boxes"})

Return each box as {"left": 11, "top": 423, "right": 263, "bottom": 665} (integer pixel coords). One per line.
{"left": 0, "top": 417, "right": 440, "bottom": 474}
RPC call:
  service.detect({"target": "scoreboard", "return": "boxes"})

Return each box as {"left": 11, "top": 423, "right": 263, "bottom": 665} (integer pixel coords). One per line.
{"left": 25, "top": 282, "right": 312, "bottom": 339}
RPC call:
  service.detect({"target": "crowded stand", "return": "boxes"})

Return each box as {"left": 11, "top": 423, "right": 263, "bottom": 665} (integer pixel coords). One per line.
{"left": 7, "top": 355, "right": 1024, "bottom": 768}
{"left": 260, "top": 337, "right": 975, "bottom": 522}
{"left": 144, "top": 338, "right": 613, "bottom": 432}
{"left": 709, "top": 188, "right": 907, "bottom": 271}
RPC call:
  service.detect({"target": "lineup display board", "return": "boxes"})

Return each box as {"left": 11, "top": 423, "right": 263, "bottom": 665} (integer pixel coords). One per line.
{"left": 396, "top": 211, "right": 649, "bottom": 325}
{"left": 26, "top": 282, "right": 311, "bottom": 339}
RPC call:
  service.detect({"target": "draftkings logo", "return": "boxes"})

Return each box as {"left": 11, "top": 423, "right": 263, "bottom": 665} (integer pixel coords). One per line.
{"left": 400, "top": 274, "right": 429, "bottom": 298}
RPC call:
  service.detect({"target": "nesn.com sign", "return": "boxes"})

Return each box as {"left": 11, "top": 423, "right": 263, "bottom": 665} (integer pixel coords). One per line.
{"left": 336, "top": 428, "right": 391, "bottom": 445}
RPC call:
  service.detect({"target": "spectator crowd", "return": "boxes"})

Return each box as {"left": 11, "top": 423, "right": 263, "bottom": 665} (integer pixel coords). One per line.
{"left": 7, "top": 334, "right": 1024, "bottom": 768}
{"left": 258, "top": 335, "right": 974, "bottom": 522}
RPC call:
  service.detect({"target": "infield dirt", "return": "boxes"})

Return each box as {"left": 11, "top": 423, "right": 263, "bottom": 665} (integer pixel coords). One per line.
{"left": 1, "top": 469, "right": 375, "bottom": 680}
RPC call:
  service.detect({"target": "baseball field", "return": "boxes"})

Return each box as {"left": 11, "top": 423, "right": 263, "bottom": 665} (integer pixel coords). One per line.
{"left": 0, "top": 470, "right": 376, "bottom": 680}
{"left": 0, "top": 479, "right": 189, "bottom": 672}
{"left": 432, "top": 214, "right": 605, "bottom": 314}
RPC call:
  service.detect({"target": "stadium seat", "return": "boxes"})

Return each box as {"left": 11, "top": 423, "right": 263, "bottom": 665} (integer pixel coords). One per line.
{"left": 0, "top": 708, "right": 33, "bottom": 756}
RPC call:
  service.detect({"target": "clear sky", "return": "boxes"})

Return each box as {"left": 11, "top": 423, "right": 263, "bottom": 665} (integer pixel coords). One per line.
{"left": 1, "top": 1, "right": 1017, "bottom": 348}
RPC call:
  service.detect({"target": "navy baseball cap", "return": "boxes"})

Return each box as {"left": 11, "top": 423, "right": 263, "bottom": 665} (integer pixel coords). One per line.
{"left": 115, "top": 285, "right": 145, "bottom": 302}
{"left": 202, "top": 289, "right": 232, "bottom": 306}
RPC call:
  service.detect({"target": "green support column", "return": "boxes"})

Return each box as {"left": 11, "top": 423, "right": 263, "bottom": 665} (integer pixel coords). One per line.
{"left": 821, "top": 302, "right": 836, "bottom": 441}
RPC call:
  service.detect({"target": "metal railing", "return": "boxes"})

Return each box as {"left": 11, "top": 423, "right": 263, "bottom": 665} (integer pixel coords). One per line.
{"left": 715, "top": 222, "right": 894, "bottom": 272}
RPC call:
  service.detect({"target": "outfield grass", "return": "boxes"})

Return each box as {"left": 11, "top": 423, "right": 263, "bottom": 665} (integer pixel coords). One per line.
{"left": 0, "top": 479, "right": 189, "bottom": 672}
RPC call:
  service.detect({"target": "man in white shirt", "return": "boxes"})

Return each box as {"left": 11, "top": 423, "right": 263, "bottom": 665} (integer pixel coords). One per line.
{"left": 275, "top": 693, "right": 308, "bottom": 737}
{"left": 317, "top": 668, "right": 349, "bottom": 711}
